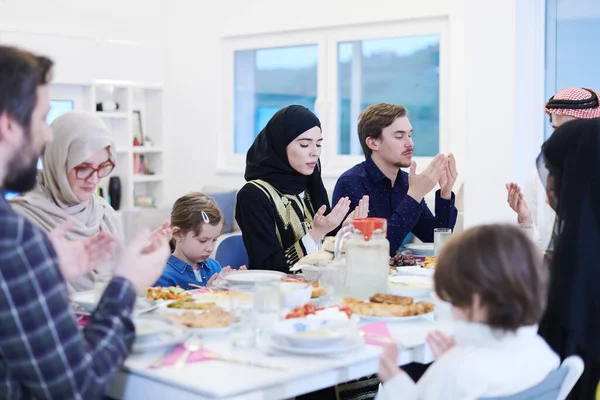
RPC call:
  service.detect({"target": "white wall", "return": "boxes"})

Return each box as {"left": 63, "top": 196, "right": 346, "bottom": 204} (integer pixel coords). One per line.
{"left": 163, "top": 0, "right": 546, "bottom": 228}
{"left": 163, "top": 0, "right": 466, "bottom": 201}
{"left": 0, "top": 0, "right": 547, "bottom": 228}
{"left": 0, "top": 0, "right": 165, "bottom": 84}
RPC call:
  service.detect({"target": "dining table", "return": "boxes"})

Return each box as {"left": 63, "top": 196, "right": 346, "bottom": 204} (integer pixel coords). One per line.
{"left": 107, "top": 295, "right": 454, "bottom": 400}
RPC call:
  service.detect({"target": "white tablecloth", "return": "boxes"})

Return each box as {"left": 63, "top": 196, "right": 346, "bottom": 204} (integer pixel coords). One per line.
{"left": 108, "top": 302, "right": 454, "bottom": 400}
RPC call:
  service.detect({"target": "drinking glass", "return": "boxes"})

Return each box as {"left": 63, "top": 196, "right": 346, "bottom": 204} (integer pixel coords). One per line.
{"left": 319, "top": 260, "right": 346, "bottom": 306}
{"left": 229, "top": 283, "right": 256, "bottom": 349}
{"left": 434, "top": 228, "right": 452, "bottom": 257}
{"left": 253, "top": 279, "right": 281, "bottom": 343}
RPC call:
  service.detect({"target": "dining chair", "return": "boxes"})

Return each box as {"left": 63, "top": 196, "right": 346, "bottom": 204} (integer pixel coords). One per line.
{"left": 480, "top": 355, "right": 584, "bottom": 400}
{"left": 214, "top": 234, "right": 248, "bottom": 269}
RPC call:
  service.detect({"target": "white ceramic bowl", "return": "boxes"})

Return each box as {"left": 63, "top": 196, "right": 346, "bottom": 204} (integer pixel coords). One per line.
{"left": 272, "top": 317, "right": 357, "bottom": 348}
{"left": 281, "top": 281, "right": 312, "bottom": 309}
{"left": 299, "top": 265, "right": 320, "bottom": 281}
{"left": 388, "top": 275, "right": 434, "bottom": 298}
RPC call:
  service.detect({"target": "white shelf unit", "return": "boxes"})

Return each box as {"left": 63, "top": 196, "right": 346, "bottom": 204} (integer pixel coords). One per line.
{"left": 49, "top": 80, "right": 165, "bottom": 211}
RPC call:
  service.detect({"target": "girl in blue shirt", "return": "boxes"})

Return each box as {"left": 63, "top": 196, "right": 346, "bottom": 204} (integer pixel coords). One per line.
{"left": 155, "top": 192, "right": 245, "bottom": 290}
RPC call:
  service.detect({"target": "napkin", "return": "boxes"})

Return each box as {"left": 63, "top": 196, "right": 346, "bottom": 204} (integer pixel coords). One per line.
{"left": 360, "top": 321, "right": 393, "bottom": 347}
{"left": 157, "top": 345, "right": 221, "bottom": 367}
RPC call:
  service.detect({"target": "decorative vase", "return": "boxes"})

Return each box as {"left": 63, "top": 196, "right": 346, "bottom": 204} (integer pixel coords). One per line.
{"left": 108, "top": 176, "right": 122, "bottom": 210}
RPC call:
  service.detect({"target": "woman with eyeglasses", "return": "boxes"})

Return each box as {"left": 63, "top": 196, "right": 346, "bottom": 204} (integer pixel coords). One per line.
{"left": 11, "top": 110, "right": 125, "bottom": 292}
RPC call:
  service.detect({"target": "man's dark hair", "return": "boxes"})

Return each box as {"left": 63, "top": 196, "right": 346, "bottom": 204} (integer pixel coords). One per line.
{"left": 0, "top": 46, "right": 53, "bottom": 130}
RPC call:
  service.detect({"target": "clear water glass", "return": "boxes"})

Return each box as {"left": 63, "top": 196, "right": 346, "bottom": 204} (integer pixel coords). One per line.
{"left": 253, "top": 279, "right": 281, "bottom": 343}
{"left": 434, "top": 228, "right": 453, "bottom": 257}
{"left": 319, "top": 261, "right": 346, "bottom": 306}
{"left": 229, "top": 283, "right": 256, "bottom": 349}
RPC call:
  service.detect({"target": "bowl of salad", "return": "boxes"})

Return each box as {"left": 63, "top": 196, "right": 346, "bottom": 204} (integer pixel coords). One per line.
{"left": 145, "top": 286, "right": 191, "bottom": 301}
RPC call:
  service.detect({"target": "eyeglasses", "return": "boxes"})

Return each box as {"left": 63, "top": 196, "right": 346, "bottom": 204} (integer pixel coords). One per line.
{"left": 73, "top": 160, "right": 115, "bottom": 180}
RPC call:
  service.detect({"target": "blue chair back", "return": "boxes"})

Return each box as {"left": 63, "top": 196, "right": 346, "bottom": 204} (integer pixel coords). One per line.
{"left": 480, "top": 367, "right": 568, "bottom": 400}
{"left": 214, "top": 235, "right": 248, "bottom": 269}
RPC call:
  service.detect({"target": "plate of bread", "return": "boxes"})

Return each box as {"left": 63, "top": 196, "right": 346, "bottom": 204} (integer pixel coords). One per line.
{"left": 342, "top": 294, "right": 435, "bottom": 322}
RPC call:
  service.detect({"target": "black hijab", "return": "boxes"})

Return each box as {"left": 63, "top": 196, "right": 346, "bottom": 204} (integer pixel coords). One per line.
{"left": 244, "top": 105, "right": 331, "bottom": 212}
{"left": 540, "top": 118, "right": 600, "bottom": 358}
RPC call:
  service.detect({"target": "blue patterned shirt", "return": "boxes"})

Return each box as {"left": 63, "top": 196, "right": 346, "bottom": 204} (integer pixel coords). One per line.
{"left": 0, "top": 195, "right": 137, "bottom": 399}
{"left": 155, "top": 255, "right": 222, "bottom": 290}
{"left": 333, "top": 157, "right": 457, "bottom": 255}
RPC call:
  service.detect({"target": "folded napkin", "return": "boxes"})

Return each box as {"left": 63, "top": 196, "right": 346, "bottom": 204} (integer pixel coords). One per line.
{"left": 360, "top": 321, "right": 392, "bottom": 347}
{"left": 156, "top": 346, "right": 220, "bottom": 368}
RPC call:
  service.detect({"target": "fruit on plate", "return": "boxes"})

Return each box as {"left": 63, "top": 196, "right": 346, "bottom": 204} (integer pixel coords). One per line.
{"left": 389, "top": 250, "right": 417, "bottom": 267}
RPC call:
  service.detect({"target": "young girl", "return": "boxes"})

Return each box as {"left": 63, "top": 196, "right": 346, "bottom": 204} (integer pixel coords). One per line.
{"left": 155, "top": 192, "right": 245, "bottom": 290}
{"left": 377, "top": 224, "right": 560, "bottom": 400}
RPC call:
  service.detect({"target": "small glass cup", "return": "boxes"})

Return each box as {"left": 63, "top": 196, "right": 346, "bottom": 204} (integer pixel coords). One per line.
{"left": 229, "top": 283, "right": 256, "bottom": 349}
{"left": 253, "top": 279, "right": 281, "bottom": 343}
{"left": 434, "top": 228, "right": 453, "bottom": 257}
{"left": 319, "top": 261, "right": 346, "bottom": 306}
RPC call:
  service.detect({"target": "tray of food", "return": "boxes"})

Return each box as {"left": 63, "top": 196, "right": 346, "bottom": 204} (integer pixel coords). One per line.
{"left": 342, "top": 294, "right": 435, "bottom": 322}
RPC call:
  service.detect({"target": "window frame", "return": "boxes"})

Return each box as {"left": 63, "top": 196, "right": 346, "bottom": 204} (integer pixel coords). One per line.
{"left": 218, "top": 18, "right": 450, "bottom": 178}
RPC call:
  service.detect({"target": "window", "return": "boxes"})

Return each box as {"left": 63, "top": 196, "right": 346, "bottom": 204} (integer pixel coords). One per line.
{"left": 221, "top": 19, "right": 447, "bottom": 173}
{"left": 234, "top": 45, "right": 318, "bottom": 154}
{"left": 545, "top": 0, "right": 600, "bottom": 138}
{"left": 337, "top": 35, "right": 440, "bottom": 156}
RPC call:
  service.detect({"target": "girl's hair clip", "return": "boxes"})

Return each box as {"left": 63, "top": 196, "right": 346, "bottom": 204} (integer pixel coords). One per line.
{"left": 201, "top": 211, "right": 210, "bottom": 224}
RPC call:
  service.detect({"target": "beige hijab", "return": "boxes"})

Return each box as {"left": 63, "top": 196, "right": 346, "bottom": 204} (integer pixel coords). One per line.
{"left": 10, "top": 110, "right": 123, "bottom": 292}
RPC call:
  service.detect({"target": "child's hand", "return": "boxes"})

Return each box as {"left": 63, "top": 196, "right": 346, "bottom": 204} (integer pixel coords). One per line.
{"left": 427, "top": 330, "right": 456, "bottom": 358}
{"left": 206, "top": 273, "right": 219, "bottom": 287}
{"left": 207, "top": 266, "right": 247, "bottom": 287}
{"left": 378, "top": 343, "right": 401, "bottom": 383}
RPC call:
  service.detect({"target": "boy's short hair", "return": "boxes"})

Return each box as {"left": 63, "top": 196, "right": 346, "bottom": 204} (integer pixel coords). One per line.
{"left": 434, "top": 224, "right": 547, "bottom": 331}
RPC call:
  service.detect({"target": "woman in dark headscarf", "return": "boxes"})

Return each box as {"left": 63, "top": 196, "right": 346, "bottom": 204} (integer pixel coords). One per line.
{"left": 236, "top": 105, "right": 378, "bottom": 400}
{"left": 537, "top": 118, "right": 600, "bottom": 399}
{"left": 236, "top": 105, "right": 352, "bottom": 272}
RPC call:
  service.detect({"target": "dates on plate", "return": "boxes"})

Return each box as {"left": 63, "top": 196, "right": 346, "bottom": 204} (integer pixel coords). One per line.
{"left": 389, "top": 250, "right": 417, "bottom": 267}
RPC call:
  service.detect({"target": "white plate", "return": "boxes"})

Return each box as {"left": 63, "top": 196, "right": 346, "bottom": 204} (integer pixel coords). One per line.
{"left": 132, "top": 326, "right": 189, "bottom": 354}
{"left": 395, "top": 266, "right": 435, "bottom": 277}
{"left": 71, "top": 290, "right": 157, "bottom": 314}
{"left": 388, "top": 275, "right": 434, "bottom": 298}
{"left": 156, "top": 298, "right": 229, "bottom": 315}
{"left": 134, "top": 317, "right": 173, "bottom": 342}
{"left": 188, "top": 325, "right": 231, "bottom": 336}
{"left": 356, "top": 312, "right": 435, "bottom": 322}
{"left": 220, "top": 270, "right": 286, "bottom": 285}
{"left": 403, "top": 243, "right": 434, "bottom": 256}
{"left": 269, "top": 336, "right": 364, "bottom": 355}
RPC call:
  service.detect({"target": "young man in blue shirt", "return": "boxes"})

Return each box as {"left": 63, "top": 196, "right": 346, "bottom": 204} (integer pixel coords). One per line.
{"left": 333, "top": 103, "right": 458, "bottom": 255}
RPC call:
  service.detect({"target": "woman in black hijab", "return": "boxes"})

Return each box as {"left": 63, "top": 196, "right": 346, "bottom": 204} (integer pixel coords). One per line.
{"left": 236, "top": 105, "right": 352, "bottom": 272}
{"left": 537, "top": 118, "right": 600, "bottom": 399}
